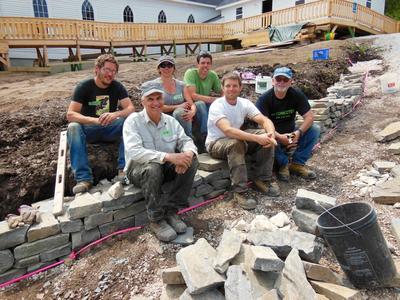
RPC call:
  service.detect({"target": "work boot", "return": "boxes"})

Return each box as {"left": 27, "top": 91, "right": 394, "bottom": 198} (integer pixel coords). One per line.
{"left": 166, "top": 214, "right": 187, "bottom": 234}
{"left": 72, "top": 181, "right": 93, "bottom": 194}
{"left": 149, "top": 220, "right": 177, "bottom": 242}
{"left": 253, "top": 179, "right": 280, "bottom": 197}
{"left": 289, "top": 163, "right": 317, "bottom": 180}
{"left": 234, "top": 192, "right": 257, "bottom": 210}
{"left": 278, "top": 164, "right": 290, "bottom": 182}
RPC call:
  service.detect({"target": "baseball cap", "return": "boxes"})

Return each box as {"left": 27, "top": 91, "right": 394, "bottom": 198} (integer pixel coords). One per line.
{"left": 157, "top": 55, "right": 175, "bottom": 68}
{"left": 141, "top": 85, "right": 164, "bottom": 98}
{"left": 273, "top": 67, "right": 293, "bottom": 79}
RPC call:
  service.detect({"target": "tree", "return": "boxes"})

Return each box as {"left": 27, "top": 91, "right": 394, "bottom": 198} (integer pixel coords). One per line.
{"left": 385, "top": 0, "right": 400, "bottom": 20}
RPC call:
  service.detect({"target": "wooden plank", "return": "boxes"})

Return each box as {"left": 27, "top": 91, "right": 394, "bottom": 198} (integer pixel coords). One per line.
{"left": 53, "top": 131, "right": 67, "bottom": 216}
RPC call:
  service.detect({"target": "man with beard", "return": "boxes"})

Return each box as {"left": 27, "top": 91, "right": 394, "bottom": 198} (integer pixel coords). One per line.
{"left": 206, "top": 73, "right": 279, "bottom": 211}
{"left": 67, "top": 54, "right": 135, "bottom": 194}
{"left": 256, "top": 67, "right": 320, "bottom": 182}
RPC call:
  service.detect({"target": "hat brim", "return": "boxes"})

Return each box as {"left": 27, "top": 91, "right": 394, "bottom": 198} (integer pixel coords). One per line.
{"left": 273, "top": 73, "right": 292, "bottom": 79}
{"left": 142, "top": 88, "right": 164, "bottom": 98}
{"left": 157, "top": 60, "right": 175, "bottom": 68}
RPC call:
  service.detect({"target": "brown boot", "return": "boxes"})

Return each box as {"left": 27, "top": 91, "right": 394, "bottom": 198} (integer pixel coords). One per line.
{"left": 289, "top": 163, "right": 316, "bottom": 180}
{"left": 72, "top": 181, "right": 92, "bottom": 194}
{"left": 234, "top": 192, "right": 257, "bottom": 210}
{"left": 253, "top": 179, "right": 280, "bottom": 197}
{"left": 278, "top": 165, "right": 290, "bottom": 182}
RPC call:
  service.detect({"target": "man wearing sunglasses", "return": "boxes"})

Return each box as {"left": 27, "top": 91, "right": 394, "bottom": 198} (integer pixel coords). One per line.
{"left": 256, "top": 67, "right": 320, "bottom": 181}
{"left": 67, "top": 54, "right": 135, "bottom": 194}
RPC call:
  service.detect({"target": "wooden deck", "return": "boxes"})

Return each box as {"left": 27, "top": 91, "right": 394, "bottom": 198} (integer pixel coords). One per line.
{"left": 0, "top": 0, "right": 399, "bottom": 70}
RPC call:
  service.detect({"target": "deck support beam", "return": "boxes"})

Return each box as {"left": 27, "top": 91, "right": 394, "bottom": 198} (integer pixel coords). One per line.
{"left": 185, "top": 43, "right": 200, "bottom": 56}
{"left": 132, "top": 45, "right": 147, "bottom": 62}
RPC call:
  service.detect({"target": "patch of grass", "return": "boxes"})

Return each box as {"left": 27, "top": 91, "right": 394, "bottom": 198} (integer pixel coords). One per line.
{"left": 344, "top": 42, "right": 383, "bottom": 63}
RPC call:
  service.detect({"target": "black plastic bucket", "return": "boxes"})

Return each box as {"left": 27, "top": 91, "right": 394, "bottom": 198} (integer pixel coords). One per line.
{"left": 317, "top": 202, "right": 396, "bottom": 288}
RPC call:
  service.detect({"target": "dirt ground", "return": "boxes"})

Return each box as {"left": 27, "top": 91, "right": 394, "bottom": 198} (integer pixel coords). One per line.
{"left": 1, "top": 36, "right": 400, "bottom": 299}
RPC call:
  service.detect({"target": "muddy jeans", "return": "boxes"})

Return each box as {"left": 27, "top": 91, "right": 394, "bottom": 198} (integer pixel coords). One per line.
{"left": 127, "top": 158, "right": 198, "bottom": 222}
{"left": 208, "top": 129, "right": 274, "bottom": 193}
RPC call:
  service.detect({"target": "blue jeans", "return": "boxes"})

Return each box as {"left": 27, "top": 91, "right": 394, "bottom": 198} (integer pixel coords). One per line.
{"left": 172, "top": 108, "right": 192, "bottom": 137}
{"left": 67, "top": 118, "right": 125, "bottom": 183}
{"left": 275, "top": 124, "right": 320, "bottom": 167}
{"left": 194, "top": 101, "right": 208, "bottom": 135}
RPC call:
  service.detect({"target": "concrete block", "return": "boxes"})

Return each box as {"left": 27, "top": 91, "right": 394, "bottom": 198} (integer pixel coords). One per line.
{"left": 14, "top": 234, "right": 70, "bottom": 260}
{"left": 27, "top": 212, "right": 60, "bottom": 242}
{"left": 0, "top": 221, "right": 29, "bottom": 250}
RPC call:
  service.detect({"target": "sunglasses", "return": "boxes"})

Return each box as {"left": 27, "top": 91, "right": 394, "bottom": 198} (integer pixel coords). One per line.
{"left": 159, "top": 62, "right": 174, "bottom": 69}
{"left": 275, "top": 76, "right": 290, "bottom": 83}
{"left": 101, "top": 67, "right": 117, "bottom": 75}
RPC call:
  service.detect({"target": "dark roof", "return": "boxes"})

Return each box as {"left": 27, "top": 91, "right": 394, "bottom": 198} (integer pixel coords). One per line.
{"left": 203, "top": 14, "right": 223, "bottom": 23}
{"left": 186, "top": 0, "right": 224, "bottom": 6}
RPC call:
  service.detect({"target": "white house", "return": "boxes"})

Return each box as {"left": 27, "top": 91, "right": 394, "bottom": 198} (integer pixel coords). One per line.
{"left": 0, "top": 0, "right": 387, "bottom": 61}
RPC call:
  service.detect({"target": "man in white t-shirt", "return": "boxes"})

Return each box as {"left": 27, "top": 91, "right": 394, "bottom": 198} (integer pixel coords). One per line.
{"left": 206, "top": 73, "right": 280, "bottom": 210}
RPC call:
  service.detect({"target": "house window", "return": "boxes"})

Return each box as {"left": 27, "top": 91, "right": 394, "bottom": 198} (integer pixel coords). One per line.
{"left": 236, "top": 7, "right": 243, "bottom": 20}
{"left": 366, "top": 0, "right": 372, "bottom": 8}
{"left": 295, "top": 0, "right": 305, "bottom": 5}
{"left": 33, "top": 0, "right": 49, "bottom": 18}
{"left": 188, "top": 14, "right": 195, "bottom": 23}
{"left": 123, "top": 6, "right": 134, "bottom": 22}
{"left": 82, "top": 0, "right": 94, "bottom": 21}
{"left": 158, "top": 10, "right": 167, "bottom": 23}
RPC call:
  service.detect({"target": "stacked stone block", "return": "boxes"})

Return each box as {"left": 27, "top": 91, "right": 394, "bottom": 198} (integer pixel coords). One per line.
{"left": 0, "top": 154, "right": 231, "bottom": 284}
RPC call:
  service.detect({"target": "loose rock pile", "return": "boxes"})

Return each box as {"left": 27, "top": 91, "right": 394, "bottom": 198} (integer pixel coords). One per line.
{"left": 160, "top": 207, "right": 366, "bottom": 300}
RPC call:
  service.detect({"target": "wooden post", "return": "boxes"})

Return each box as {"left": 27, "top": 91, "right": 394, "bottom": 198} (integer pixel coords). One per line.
{"left": 53, "top": 131, "right": 67, "bottom": 216}
{"left": 43, "top": 45, "right": 49, "bottom": 67}
{"left": 76, "top": 43, "right": 81, "bottom": 62}
{"left": 327, "top": 0, "right": 332, "bottom": 18}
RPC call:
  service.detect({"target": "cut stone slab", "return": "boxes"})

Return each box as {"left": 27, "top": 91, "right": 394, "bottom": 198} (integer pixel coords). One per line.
{"left": 376, "top": 121, "right": 400, "bottom": 143}
{"left": 296, "top": 189, "right": 336, "bottom": 214}
{"left": 14, "top": 255, "right": 40, "bottom": 269}
{"left": 176, "top": 238, "right": 225, "bottom": 295}
{"left": 84, "top": 211, "right": 113, "bottom": 230}
{"left": 210, "top": 179, "right": 231, "bottom": 190}
{"left": 391, "top": 218, "right": 400, "bottom": 243}
{"left": 98, "top": 216, "right": 136, "bottom": 237}
{"left": 224, "top": 265, "right": 257, "bottom": 300}
{"left": 0, "top": 250, "right": 14, "bottom": 274}
{"left": 214, "top": 229, "right": 242, "bottom": 274}
{"left": 100, "top": 185, "right": 143, "bottom": 212}
{"left": 160, "top": 284, "right": 187, "bottom": 300}
{"left": 205, "top": 189, "right": 225, "bottom": 199}
{"left": 250, "top": 215, "right": 277, "bottom": 232}
{"left": 292, "top": 207, "right": 319, "bottom": 235}
{"left": 114, "top": 200, "right": 146, "bottom": 220}
{"left": 303, "top": 261, "right": 344, "bottom": 285}
{"left": 248, "top": 246, "right": 284, "bottom": 272}
{"left": 40, "top": 243, "right": 71, "bottom": 262}
{"left": 0, "top": 221, "right": 29, "bottom": 250}
{"left": 195, "top": 184, "right": 214, "bottom": 197}
{"left": 389, "top": 142, "right": 400, "bottom": 155}
{"left": 391, "top": 165, "right": 400, "bottom": 178}
{"left": 14, "top": 234, "right": 70, "bottom": 260}
{"left": 197, "top": 153, "right": 227, "bottom": 171}
{"left": 247, "top": 229, "right": 324, "bottom": 263}
{"left": 191, "top": 175, "right": 203, "bottom": 188}
{"left": 179, "top": 288, "right": 225, "bottom": 300}
{"left": 231, "top": 244, "right": 253, "bottom": 266}
{"left": 107, "top": 182, "right": 124, "bottom": 199}
{"left": 310, "top": 280, "right": 361, "bottom": 300}
{"left": 196, "top": 170, "right": 224, "bottom": 184}
{"left": 71, "top": 228, "right": 100, "bottom": 250}
{"left": 0, "top": 268, "right": 26, "bottom": 285}
{"left": 372, "top": 160, "right": 396, "bottom": 173}
{"left": 68, "top": 192, "right": 102, "bottom": 219}
{"left": 269, "top": 212, "right": 290, "bottom": 228}
{"left": 275, "top": 248, "right": 317, "bottom": 300}
{"left": 162, "top": 266, "right": 185, "bottom": 285}
{"left": 372, "top": 177, "right": 400, "bottom": 204}
{"left": 171, "top": 227, "right": 194, "bottom": 246}
{"left": 57, "top": 213, "right": 83, "bottom": 233}
{"left": 27, "top": 212, "right": 60, "bottom": 242}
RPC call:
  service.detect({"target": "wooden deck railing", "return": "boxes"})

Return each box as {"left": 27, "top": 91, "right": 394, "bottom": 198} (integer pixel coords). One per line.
{"left": 0, "top": 0, "right": 398, "bottom": 45}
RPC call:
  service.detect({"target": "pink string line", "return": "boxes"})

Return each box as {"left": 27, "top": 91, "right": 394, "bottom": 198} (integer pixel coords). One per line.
{"left": 0, "top": 193, "right": 226, "bottom": 289}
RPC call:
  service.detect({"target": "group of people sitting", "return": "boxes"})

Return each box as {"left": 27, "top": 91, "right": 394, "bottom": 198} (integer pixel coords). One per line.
{"left": 66, "top": 52, "right": 320, "bottom": 242}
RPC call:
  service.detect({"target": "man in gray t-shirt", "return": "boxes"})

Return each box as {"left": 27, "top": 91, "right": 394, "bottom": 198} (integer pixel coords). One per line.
{"left": 207, "top": 73, "right": 280, "bottom": 210}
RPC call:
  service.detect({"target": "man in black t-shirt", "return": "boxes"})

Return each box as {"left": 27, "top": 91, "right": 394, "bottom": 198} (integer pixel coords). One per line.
{"left": 256, "top": 67, "right": 320, "bottom": 181}
{"left": 67, "top": 54, "right": 135, "bottom": 194}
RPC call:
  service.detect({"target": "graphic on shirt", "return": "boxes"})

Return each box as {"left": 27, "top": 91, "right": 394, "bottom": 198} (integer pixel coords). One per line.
{"left": 90, "top": 95, "right": 110, "bottom": 116}
{"left": 271, "top": 109, "right": 295, "bottom": 120}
